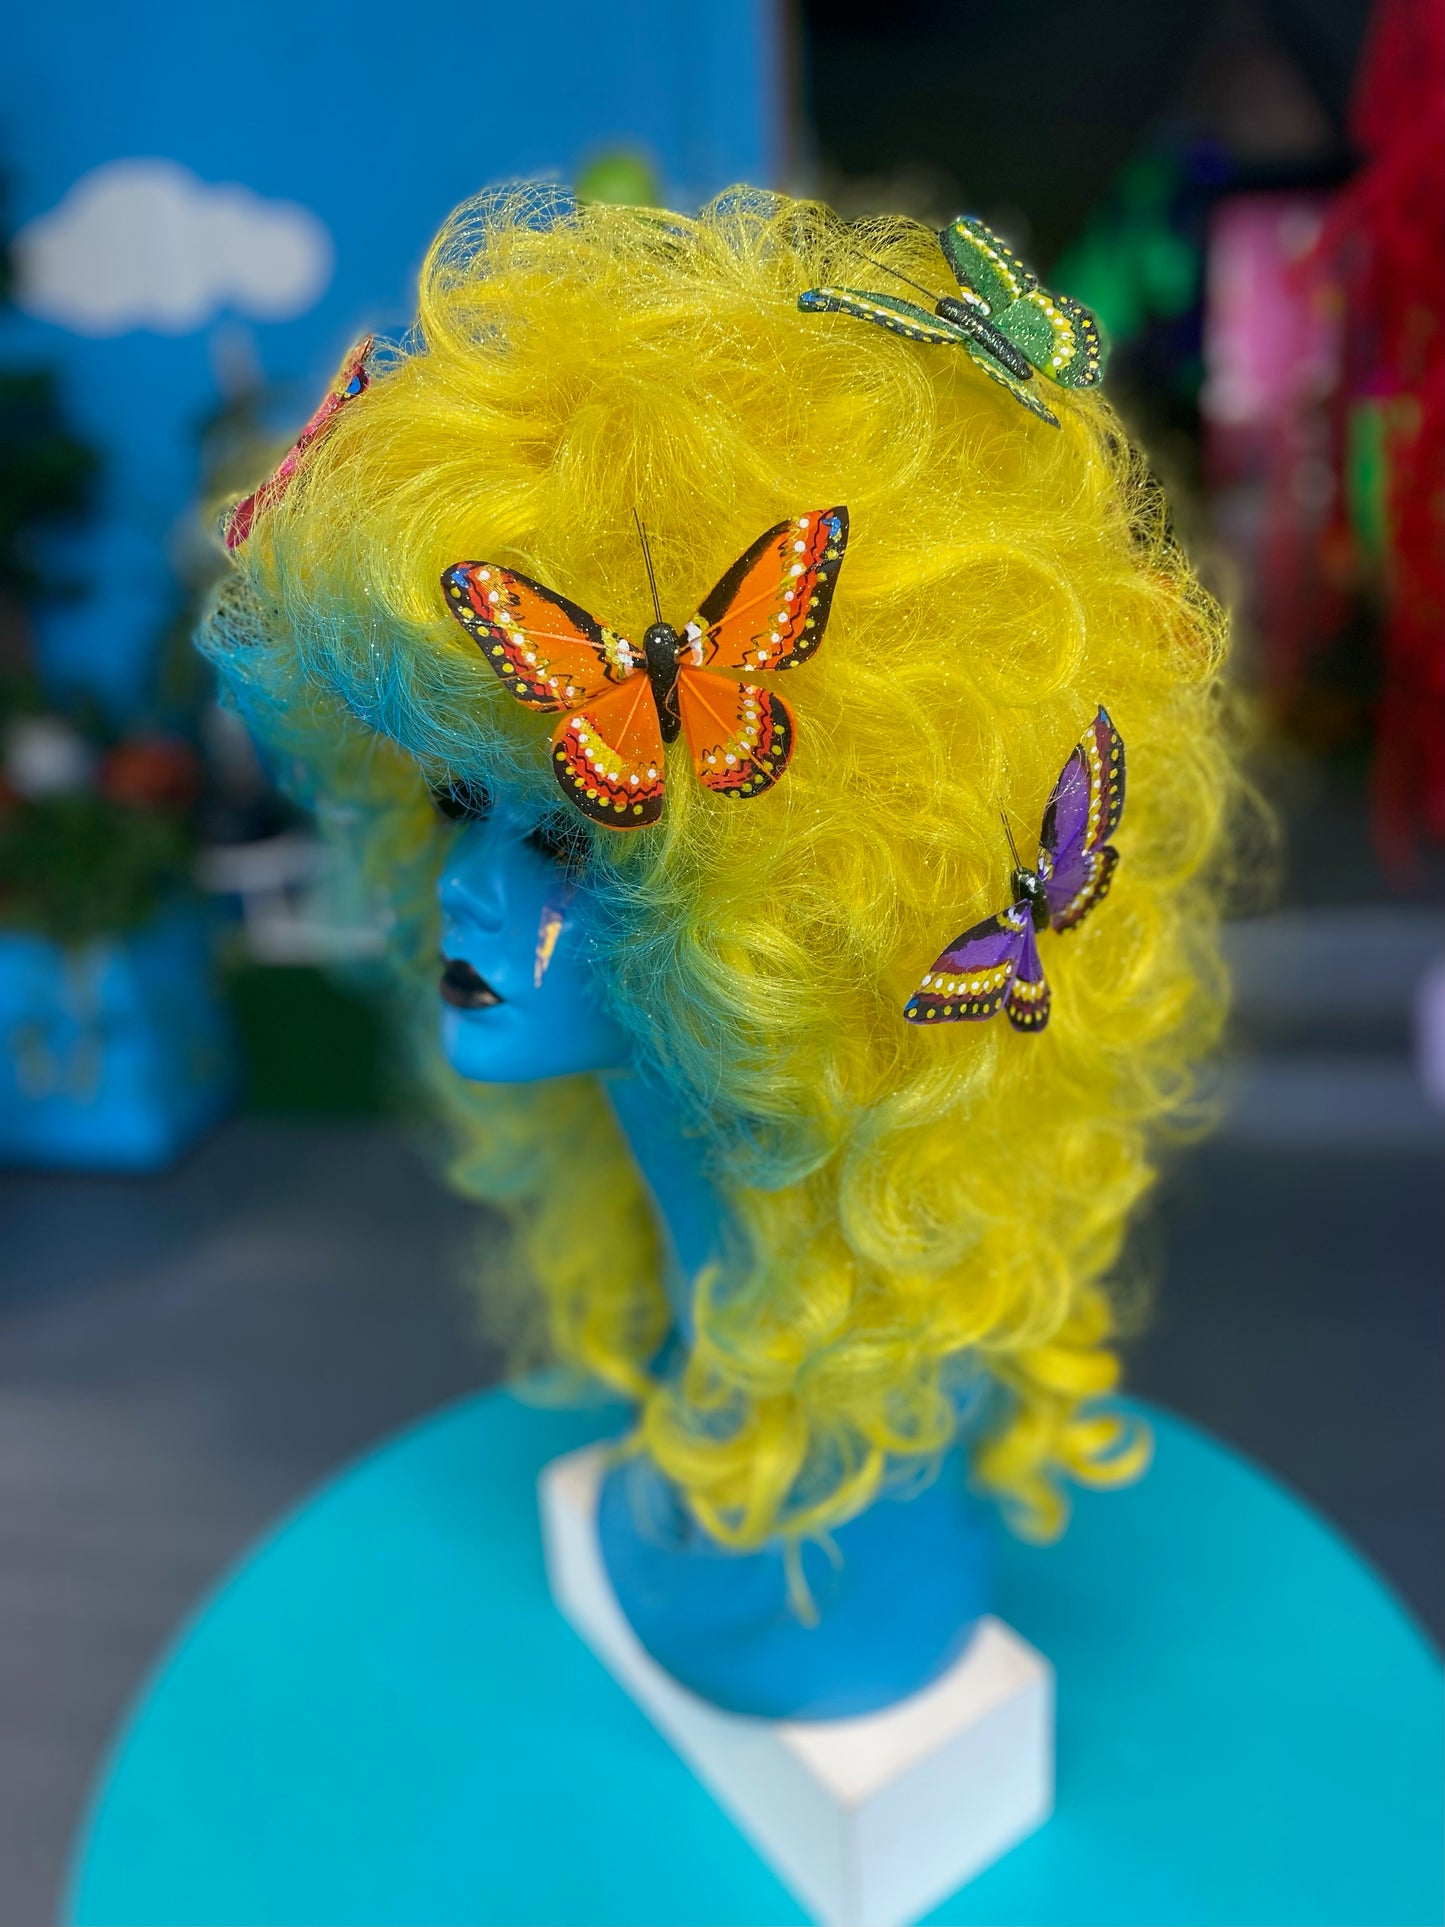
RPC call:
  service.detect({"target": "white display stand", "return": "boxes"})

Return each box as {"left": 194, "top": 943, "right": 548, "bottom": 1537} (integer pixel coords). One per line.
{"left": 539, "top": 1446, "right": 1054, "bottom": 1927}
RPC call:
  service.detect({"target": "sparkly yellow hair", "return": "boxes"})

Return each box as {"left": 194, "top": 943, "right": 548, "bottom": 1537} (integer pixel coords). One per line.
{"left": 204, "top": 184, "right": 1242, "bottom": 1550}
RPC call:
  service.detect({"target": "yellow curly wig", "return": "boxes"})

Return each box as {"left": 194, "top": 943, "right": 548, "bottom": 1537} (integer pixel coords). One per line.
{"left": 203, "top": 184, "right": 1240, "bottom": 1552}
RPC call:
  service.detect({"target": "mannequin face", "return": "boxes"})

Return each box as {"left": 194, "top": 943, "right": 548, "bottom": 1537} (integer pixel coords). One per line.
{"left": 436, "top": 796, "right": 632, "bottom": 1083}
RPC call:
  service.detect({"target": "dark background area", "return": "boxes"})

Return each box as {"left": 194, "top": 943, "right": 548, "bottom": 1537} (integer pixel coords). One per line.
{"left": 799, "top": 0, "right": 1372, "bottom": 244}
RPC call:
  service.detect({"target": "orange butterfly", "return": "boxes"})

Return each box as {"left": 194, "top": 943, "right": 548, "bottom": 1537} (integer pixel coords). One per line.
{"left": 440, "top": 509, "right": 849, "bottom": 828}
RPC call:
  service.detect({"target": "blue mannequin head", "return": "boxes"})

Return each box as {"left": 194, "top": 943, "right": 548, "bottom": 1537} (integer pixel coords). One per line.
{"left": 436, "top": 791, "right": 632, "bottom": 1084}
{"left": 434, "top": 786, "right": 992, "bottom": 1721}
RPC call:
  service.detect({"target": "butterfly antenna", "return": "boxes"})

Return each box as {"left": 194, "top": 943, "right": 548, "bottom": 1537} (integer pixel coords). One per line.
{"left": 633, "top": 510, "right": 663, "bottom": 625}
{"left": 843, "top": 238, "right": 943, "bottom": 305}
{"left": 1000, "top": 808, "right": 1024, "bottom": 871}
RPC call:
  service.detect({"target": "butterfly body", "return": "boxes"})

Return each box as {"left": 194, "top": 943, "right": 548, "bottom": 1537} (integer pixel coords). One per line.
{"left": 1011, "top": 861, "right": 1052, "bottom": 932}
{"left": 642, "top": 621, "right": 685, "bottom": 742}
{"left": 905, "top": 707, "right": 1124, "bottom": 1033}
{"left": 932, "top": 295, "right": 1036, "bottom": 381}
{"left": 442, "top": 509, "right": 848, "bottom": 829}
{"left": 799, "top": 216, "right": 1104, "bottom": 428}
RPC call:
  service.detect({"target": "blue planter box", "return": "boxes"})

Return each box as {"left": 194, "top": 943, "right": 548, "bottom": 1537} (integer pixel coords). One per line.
{"left": 0, "top": 904, "right": 236, "bottom": 1171}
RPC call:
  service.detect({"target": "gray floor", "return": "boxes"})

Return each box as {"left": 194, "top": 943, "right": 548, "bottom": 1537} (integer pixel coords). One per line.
{"left": 1127, "top": 1139, "right": 1443, "bottom": 1638}
{"left": 1, "top": 909, "right": 1441, "bottom": 1927}
{"left": 1132, "top": 907, "right": 1445, "bottom": 1636}
{"left": 0, "top": 1123, "right": 496, "bottom": 1927}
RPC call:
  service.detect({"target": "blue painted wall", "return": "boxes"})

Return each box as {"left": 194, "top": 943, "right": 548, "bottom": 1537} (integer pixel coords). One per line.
{"left": 1, "top": 0, "right": 785, "bottom": 714}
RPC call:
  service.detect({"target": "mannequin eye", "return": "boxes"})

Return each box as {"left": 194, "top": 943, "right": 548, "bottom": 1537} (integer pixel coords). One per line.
{"left": 431, "top": 778, "right": 494, "bottom": 823}
{"left": 525, "top": 810, "right": 592, "bottom": 875}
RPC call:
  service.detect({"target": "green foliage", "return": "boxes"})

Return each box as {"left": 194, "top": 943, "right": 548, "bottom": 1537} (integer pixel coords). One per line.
{"left": 0, "top": 790, "right": 192, "bottom": 947}
{"left": 1, "top": 170, "right": 100, "bottom": 601}
{"left": 0, "top": 174, "right": 196, "bottom": 948}
{"left": 0, "top": 369, "right": 98, "bottom": 598}
{"left": 1345, "top": 397, "right": 1395, "bottom": 576}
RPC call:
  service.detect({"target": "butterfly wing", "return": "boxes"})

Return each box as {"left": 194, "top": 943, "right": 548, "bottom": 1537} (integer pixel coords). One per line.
{"left": 676, "top": 669, "right": 794, "bottom": 800}
{"left": 798, "top": 287, "right": 974, "bottom": 347}
{"left": 441, "top": 564, "right": 635, "bottom": 711}
{"left": 940, "top": 216, "right": 1105, "bottom": 399}
{"left": 1040, "top": 707, "right": 1126, "bottom": 931}
{"left": 551, "top": 677, "right": 667, "bottom": 828}
{"left": 1004, "top": 918, "right": 1052, "bottom": 1032}
{"left": 967, "top": 346, "right": 1061, "bottom": 427}
{"left": 683, "top": 508, "right": 849, "bottom": 674}
{"left": 939, "top": 217, "right": 1038, "bottom": 315}
{"left": 225, "top": 336, "right": 374, "bottom": 550}
{"left": 442, "top": 563, "right": 660, "bottom": 829}
{"left": 1044, "top": 841, "right": 1118, "bottom": 934}
{"left": 995, "top": 289, "right": 1105, "bottom": 391}
{"left": 904, "top": 906, "right": 1029, "bottom": 1024}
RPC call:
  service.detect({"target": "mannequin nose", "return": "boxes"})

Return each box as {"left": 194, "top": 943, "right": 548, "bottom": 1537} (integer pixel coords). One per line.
{"left": 438, "top": 824, "right": 509, "bottom": 933}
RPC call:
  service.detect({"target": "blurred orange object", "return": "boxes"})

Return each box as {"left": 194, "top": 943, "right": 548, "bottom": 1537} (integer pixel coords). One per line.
{"left": 98, "top": 737, "right": 201, "bottom": 812}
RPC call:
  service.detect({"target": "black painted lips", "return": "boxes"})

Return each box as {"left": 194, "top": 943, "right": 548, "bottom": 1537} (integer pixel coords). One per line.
{"left": 439, "top": 956, "right": 503, "bottom": 1010}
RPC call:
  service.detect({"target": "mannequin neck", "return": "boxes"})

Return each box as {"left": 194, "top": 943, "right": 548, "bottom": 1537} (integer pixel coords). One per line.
{"left": 601, "top": 1071, "right": 731, "bottom": 1337}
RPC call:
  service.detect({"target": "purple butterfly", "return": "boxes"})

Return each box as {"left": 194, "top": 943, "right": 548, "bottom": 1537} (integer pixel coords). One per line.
{"left": 904, "top": 707, "right": 1125, "bottom": 1033}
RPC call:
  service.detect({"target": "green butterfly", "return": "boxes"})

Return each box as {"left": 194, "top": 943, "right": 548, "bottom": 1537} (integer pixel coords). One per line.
{"left": 798, "top": 215, "right": 1105, "bottom": 428}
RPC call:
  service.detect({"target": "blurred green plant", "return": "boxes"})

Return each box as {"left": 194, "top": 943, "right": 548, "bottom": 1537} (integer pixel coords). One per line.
{"left": 1, "top": 175, "right": 99, "bottom": 605}
{"left": 151, "top": 368, "right": 285, "bottom": 725}
{"left": 1052, "top": 153, "right": 1200, "bottom": 351}
{"left": 577, "top": 148, "right": 661, "bottom": 207}
{"left": 0, "top": 369, "right": 99, "bottom": 601}
{"left": 0, "top": 681, "right": 200, "bottom": 946}
{"left": 0, "top": 789, "right": 192, "bottom": 947}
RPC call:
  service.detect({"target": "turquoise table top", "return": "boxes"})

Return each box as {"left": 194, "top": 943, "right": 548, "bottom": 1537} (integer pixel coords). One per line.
{"left": 68, "top": 1391, "right": 1443, "bottom": 1927}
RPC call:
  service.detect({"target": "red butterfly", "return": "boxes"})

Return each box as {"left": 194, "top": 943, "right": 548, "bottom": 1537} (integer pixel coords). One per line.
{"left": 440, "top": 509, "right": 849, "bottom": 828}
{"left": 224, "top": 336, "right": 374, "bottom": 552}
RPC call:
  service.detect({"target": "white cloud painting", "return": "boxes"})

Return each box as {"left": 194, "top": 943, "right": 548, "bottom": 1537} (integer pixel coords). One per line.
{"left": 12, "top": 158, "right": 334, "bottom": 336}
